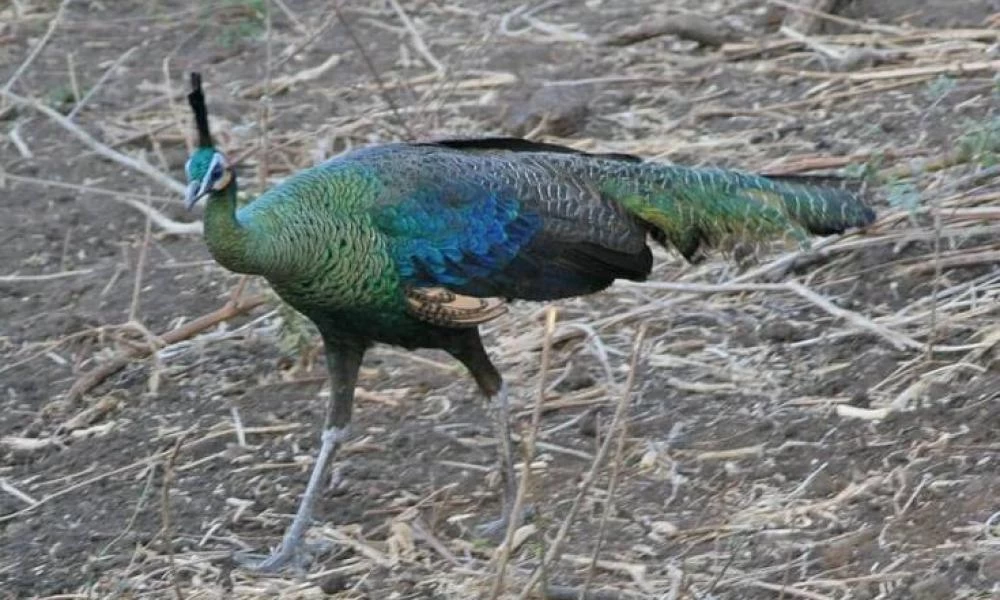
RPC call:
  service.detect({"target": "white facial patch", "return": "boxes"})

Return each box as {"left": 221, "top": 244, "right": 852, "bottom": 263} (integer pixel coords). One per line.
{"left": 196, "top": 152, "right": 223, "bottom": 195}
{"left": 209, "top": 152, "right": 227, "bottom": 173}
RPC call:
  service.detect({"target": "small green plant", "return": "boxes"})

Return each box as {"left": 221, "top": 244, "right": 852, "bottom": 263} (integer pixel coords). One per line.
{"left": 924, "top": 75, "right": 956, "bottom": 102}
{"left": 274, "top": 294, "right": 319, "bottom": 359}
{"left": 471, "top": 536, "right": 494, "bottom": 551}
{"left": 231, "top": 0, "right": 266, "bottom": 12}
{"left": 260, "top": 284, "right": 317, "bottom": 362}
{"left": 521, "top": 540, "right": 544, "bottom": 560}
{"left": 956, "top": 117, "right": 1000, "bottom": 167}
{"left": 844, "top": 150, "right": 886, "bottom": 182}
{"left": 220, "top": 21, "right": 264, "bottom": 47}
{"left": 885, "top": 179, "right": 921, "bottom": 216}
{"left": 45, "top": 85, "right": 77, "bottom": 113}
{"left": 211, "top": 0, "right": 266, "bottom": 47}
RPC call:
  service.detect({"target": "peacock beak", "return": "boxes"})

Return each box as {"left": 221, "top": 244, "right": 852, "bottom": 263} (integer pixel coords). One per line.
{"left": 184, "top": 180, "right": 208, "bottom": 211}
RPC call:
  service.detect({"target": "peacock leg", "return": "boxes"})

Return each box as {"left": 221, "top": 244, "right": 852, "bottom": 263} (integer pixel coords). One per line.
{"left": 239, "top": 338, "right": 365, "bottom": 572}
{"left": 446, "top": 329, "right": 527, "bottom": 537}
{"left": 475, "top": 380, "right": 522, "bottom": 537}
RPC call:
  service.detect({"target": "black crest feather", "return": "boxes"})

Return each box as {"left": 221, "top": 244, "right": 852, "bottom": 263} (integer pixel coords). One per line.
{"left": 188, "top": 72, "right": 213, "bottom": 148}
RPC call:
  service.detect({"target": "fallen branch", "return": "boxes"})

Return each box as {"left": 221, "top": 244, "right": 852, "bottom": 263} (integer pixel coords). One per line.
{"left": 0, "top": 89, "right": 187, "bottom": 197}
{"left": 620, "top": 280, "right": 923, "bottom": 352}
{"left": 600, "top": 14, "right": 739, "bottom": 48}
{"left": 0, "top": 171, "right": 199, "bottom": 235}
{"left": 66, "top": 292, "right": 268, "bottom": 402}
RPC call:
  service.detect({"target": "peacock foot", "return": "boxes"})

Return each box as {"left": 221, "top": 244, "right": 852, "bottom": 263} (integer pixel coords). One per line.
{"left": 234, "top": 426, "right": 348, "bottom": 573}
{"left": 474, "top": 504, "right": 536, "bottom": 540}
{"left": 234, "top": 538, "right": 334, "bottom": 574}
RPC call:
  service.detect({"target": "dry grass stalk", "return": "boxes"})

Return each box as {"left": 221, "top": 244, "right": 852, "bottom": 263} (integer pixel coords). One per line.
{"left": 490, "top": 307, "right": 558, "bottom": 599}
{"left": 68, "top": 45, "right": 139, "bottom": 121}
{"left": 581, "top": 360, "right": 633, "bottom": 596}
{"left": 0, "top": 171, "right": 198, "bottom": 234}
{"left": 517, "top": 325, "right": 648, "bottom": 600}
{"left": 0, "top": 268, "right": 94, "bottom": 282}
{"left": 128, "top": 195, "right": 153, "bottom": 323}
{"left": 334, "top": 4, "right": 415, "bottom": 138}
{"left": 161, "top": 433, "right": 188, "bottom": 600}
{"left": 0, "top": 89, "right": 186, "bottom": 196}
{"left": 0, "top": 477, "right": 39, "bottom": 508}
{"left": 0, "top": 449, "right": 171, "bottom": 524}
{"left": 66, "top": 289, "right": 268, "bottom": 402}
{"left": 782, "top": 59, "right": 1000, "bottom": 82}
{"left": 1, "top": 0, "right": 70, "bottom": 96}
{"left": 388, "top": 0, "right": 446, "bottom": 76}
{"left": 622, "top": 280, "right": 922, "bottom": 351}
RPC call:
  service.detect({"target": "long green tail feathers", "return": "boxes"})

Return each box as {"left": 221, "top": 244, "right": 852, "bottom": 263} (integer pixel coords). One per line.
{"left": 603, "top": 167, "right": 876, "bottom": 261}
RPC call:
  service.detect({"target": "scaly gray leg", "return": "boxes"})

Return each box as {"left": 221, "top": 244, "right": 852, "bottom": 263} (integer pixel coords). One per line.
{"left": 475, "top": 381, "right": 523, "bottom": 537}
{"left": 444, "top": 329, "right": 528, "bottom": 538}
{"left": 240, "top": 426, "right": 349, "bottom": 572}
{"left": 239, "top": 337, "right": 365, "bottom": 572}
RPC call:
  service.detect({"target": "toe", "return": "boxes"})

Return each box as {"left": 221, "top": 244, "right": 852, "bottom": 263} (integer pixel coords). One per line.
{"left": 474, "top": 517, "right": 509, "bottom": 539}
{"left": 473, "top": 505, "right": 536, "bottom": 540}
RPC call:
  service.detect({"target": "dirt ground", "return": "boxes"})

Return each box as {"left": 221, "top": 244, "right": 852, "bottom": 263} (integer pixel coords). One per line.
{"left": 1, "top": 0, "right": 999, "bottom": 598}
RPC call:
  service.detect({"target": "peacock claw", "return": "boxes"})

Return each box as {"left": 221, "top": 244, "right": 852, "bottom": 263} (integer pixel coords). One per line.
{"left": 234, "top": 538, "right": 334, "bottom": 573}
{"left": 474, "top": 504, "right": 536, "bottom": 540}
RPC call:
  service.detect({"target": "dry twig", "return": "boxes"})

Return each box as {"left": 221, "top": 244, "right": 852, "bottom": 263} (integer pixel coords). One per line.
{"left": 2, "top": 0, "right": 70, "bottom": 96}
{"left": 600, "top": 14, "right": 739, "bottom": 48}
{"left": 518, "top": 325, "right": 648, "bottom": 600}
{"left": 490, "top": 308, "right": 558, "bottom": 599}
{"left": 0, "top": 89, "right": 187, "bottom": 196}
{"left": 161, "top": 433, "right": 188, "bottom": 600}
{"left": 66, "top": 291, "right": 267, "bottom": 402}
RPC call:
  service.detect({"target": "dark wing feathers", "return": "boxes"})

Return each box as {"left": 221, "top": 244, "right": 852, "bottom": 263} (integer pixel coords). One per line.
{"left": 370, "top": 148, "right": 652, "bottom": 302}
{"left": 472, "top": 235, "right": 652, "bottom": 301}
{"left": 362, "top": 140, "right": 874, "bottom": 312}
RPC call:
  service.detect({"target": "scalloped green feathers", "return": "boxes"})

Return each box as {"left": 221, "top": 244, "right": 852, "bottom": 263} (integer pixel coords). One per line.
{"left": 600, "top": 166, "right": 874, "bottom": 260}
{"left": 180, "top": 85, "right": 875, "bottom": 334}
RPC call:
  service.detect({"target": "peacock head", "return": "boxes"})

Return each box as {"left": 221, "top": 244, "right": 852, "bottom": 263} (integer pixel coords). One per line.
{"left": 184, "top": 72, "right": 234, "bottom": 210}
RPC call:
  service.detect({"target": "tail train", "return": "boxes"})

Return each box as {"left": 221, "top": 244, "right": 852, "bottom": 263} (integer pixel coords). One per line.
{"left": 597, "top": 163, "right": 876, "bottom": 261}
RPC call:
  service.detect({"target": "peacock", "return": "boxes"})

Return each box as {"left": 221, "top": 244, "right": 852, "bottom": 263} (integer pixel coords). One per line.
{"left": 183, "top": 73, "right": 875, "bottom": 571}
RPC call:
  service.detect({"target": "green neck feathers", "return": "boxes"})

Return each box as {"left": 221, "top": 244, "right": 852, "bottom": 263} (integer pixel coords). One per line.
{"left": 202, "top": 179, "right": 261, "bottom": 275}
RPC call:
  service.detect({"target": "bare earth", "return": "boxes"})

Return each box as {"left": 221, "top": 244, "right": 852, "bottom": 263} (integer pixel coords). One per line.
{"left": 1, "top": 1, "right": 999, "bottom": 598}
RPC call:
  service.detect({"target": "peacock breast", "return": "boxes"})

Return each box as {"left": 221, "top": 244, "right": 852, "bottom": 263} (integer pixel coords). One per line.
{"left": 264, "top": 214, "right": 404, "bottom": 313}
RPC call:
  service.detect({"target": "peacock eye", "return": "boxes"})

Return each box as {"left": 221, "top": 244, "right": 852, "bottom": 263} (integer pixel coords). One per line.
{"left": 211, "top": 163, "right": 224, "bottom": 179}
